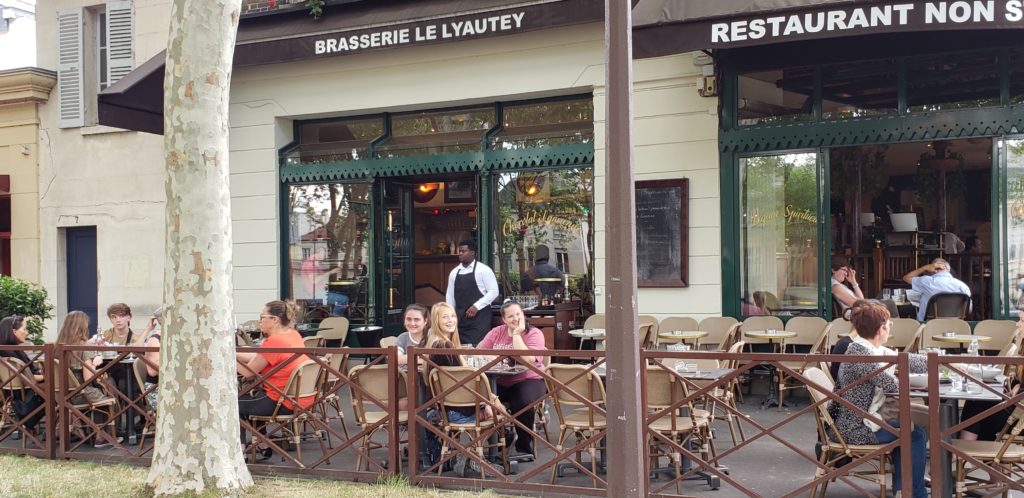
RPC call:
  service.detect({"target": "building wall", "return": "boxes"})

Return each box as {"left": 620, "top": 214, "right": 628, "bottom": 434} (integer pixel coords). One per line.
{"left": 35, "top": 0, "right": 170, "bottom": 336}
{"left": 228, "top": 23, "right": 723, "bottom": 322}
{"left": 0, "top": 68, "right": 55, "bottom": 284}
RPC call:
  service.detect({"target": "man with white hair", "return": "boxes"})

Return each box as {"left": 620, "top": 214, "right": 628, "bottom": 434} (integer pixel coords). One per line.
{"left": 902, "top": 258, "right": 971, "bottom": 321}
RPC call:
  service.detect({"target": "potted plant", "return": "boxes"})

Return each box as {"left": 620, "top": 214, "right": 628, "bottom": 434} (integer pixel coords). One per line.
{"left": 0, "top": 275, "right": 54, "bottom": 344}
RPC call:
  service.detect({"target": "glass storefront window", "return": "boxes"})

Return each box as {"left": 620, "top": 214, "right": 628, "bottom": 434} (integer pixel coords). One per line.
{"left": 375, "top": 107, "right": 495, "bottom": 157}
{"left": 737, "top": 67, "right": 814, "bottom": 126}
{"left": 907, "top": 49, "right": 1000, "bottom": 112}
{"left": 1002, "top": 139, "right": 1024, "bottom": 315}
{"left": 821, "top": 59, "right": 897, "bottom": 120}
{"left": 739, "top": 153, "right": 820, "bottom": 317}
{"left": 491, "top": 98, "right": 594, "bottom": 149}
{"left": 287, "top": 182, "right": 373, "bottom": 323}
{"left": 294, "top": 118, "right": 384, "bottom": 164}
{"left": 492, "top": 168, "right": 594, "bottom": 305}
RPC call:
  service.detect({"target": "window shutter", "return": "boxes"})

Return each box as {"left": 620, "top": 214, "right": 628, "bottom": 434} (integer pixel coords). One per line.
{"left": 106, "top": 1, "right": 134, "bottom": 85}
{"left": 57, "top": 8, "right": 84, "bottom": 128}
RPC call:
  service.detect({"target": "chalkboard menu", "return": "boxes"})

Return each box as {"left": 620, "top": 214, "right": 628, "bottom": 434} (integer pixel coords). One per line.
{"left": 635, "top": 179, "right": 688, "bottom": 287}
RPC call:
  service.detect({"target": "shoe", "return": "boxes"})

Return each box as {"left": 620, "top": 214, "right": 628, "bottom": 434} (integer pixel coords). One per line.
{"left": 453, "top": 454, "right": 468, "bottom": 477}
{"left": 93, "top": 435, "right": 123, "bottom": 449}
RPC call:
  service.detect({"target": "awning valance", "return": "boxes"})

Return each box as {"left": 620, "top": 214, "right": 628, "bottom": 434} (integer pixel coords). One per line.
{"left": 633, "top": 0, "right": 1024, "bottom": 57}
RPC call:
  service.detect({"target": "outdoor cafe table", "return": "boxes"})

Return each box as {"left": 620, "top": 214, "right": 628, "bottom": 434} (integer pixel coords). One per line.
{"left": 930, "top": 334, "right": 991, "bottom": 353}
{"left": 901, "top": 377, "right": 1004, "bottom": 498}
{"left": 657, "top": 330, "right": 708, "bottom": 348}
{"left": 100, "top": 354, "right": 140, "bottom": 445}
{"left": 568, "top": 328, "right": 605, "bottom": 350}
{"left": 742, "top": 330, "right": 796, "bottom": 408}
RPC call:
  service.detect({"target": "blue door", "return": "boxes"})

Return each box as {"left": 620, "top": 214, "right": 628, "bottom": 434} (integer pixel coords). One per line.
{"left": 66, "top": 227, "right": 98, "bottom": 334}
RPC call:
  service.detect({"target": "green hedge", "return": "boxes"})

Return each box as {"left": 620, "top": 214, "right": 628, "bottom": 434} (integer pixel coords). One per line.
{"left": 0, "top": 275, "right": 54, "bottom": 344}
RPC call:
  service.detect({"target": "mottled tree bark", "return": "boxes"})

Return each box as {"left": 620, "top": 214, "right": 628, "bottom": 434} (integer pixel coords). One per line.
{"left": 147, "top": 0, "right": 252, "bottom": 495}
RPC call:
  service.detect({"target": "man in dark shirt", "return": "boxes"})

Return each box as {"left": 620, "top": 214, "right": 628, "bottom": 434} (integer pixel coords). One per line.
{"left": 522, "top": 245, "right": 564, "bottom": 298}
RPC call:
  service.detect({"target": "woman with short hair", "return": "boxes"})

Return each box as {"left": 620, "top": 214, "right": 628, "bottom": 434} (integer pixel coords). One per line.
{"left": 833, "top": 300, "right": 927, "bottom": 498}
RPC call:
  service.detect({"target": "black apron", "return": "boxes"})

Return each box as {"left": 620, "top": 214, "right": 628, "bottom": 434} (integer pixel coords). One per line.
{"left": 454, "top": 261, "right": 491, "bottom": 345}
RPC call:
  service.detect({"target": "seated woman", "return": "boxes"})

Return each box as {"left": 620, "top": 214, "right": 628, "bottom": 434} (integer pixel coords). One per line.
{"left": 0, "top": 315, "right": 45, "bottom": 431}
{"left": 828, "top": 302, "right": 862, "bottom": 381}
{"left": 235, "top": 300, "right": 314, "bottom": 458}
{"left": 833, "top": 300, "right": 927, "bottom": 498}
{"left": 831, "top": 257, "right": 865, "bottom": 313}
{"left": 396, "top": 303, "right": 429, "bottom": 366}
{"left": 477, "top": 300, "right": 547, "bottom": 457}
{"left": 424, "top": 302, "right": 497, "bottom": 423}
{"left": 960, "top": 312, "right": 1024, "bottom": 441}
{"left": 56, "top": 310, "right": 120, "bottom": 448}
{"left": 141, "top": 311, "right": 162, "bottom": 411}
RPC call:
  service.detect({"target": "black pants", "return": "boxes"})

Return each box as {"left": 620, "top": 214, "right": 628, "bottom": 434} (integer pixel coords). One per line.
{"left": 12, "top": 391, "right": 44, "bottom": 431}
{"left": 238, "top": 391, "right": 291, "bottom": 444}
{"left": 497, "top": 379, "right": 547, "bottom": 453}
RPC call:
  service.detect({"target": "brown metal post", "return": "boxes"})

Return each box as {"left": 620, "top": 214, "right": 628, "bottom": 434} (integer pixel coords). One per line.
{"left": 386, "top": 346, "right": 400, "bottom": 477}
{"left": 604, "top": 0, "right": 645, "bottom": 495}
{"left": 42, "top": 343, "right": 56, "bottom": 459}
{"left": 897, "top": 353, "right": 912, "bottom": 498}
{"left": 407, "top": 347, "right": 419, "bottom": 480}
{"left": 927, "top": 353, "right": 944, "bottom": 497}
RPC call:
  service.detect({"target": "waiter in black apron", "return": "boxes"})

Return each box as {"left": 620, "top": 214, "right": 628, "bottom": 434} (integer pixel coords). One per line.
{"left": 445, "top": 239, "right": 500, "bottom": 345}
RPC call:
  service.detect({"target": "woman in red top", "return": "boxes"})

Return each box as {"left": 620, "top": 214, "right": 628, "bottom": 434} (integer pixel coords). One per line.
{"left": 236, "top": 300, "right": 313, "bottom": 456}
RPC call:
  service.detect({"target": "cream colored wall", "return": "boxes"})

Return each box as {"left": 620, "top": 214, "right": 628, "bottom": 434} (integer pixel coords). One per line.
{"left": 36, "top": 0, "right": 171, "bottom": 336}
{"left": 228, "top": 23, "right": 722, "bottom": 321}
{"left": 0, "top": 102, "right": 42, "bottom": 282}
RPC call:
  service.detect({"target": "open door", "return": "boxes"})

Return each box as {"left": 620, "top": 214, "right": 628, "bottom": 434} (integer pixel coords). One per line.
{"left": 378, "top": 180, "right": 415, "bottom": 336}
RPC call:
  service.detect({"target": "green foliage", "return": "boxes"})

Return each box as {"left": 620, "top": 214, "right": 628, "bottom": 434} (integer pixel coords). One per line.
{"left": 307, "top": 0, "right": 325, "bottom": 19}
{"left": 0, "top": 275, "right": 54, "bottom": 344}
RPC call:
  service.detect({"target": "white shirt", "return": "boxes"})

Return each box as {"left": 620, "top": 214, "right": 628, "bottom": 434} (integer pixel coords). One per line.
{"left": 851, "top": 335, "right": 897, "bottom": 432}
{"left": 911, "top": 271, "right": 972, "bottom": 321}
{"left": 445, "top": 260, "right": 500, "bottom": 312}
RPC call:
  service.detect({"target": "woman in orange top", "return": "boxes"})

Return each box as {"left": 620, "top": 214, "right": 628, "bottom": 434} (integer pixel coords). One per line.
{"left": 236, "top": 300, "right": 313, "bottom": 457}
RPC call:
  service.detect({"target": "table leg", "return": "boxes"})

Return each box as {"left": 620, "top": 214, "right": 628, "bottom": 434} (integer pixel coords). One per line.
{"left": 125, "top": 362, "right": 138, "bottom": 445}
{"left": 938, "top": 400, "right": 956, "bottom": 498}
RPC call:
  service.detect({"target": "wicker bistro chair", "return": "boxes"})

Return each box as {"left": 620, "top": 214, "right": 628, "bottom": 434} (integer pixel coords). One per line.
{"left": 924, "top": 292, "right": 971, "bottom": 320}
{"left": 776, "top": 318, "right": 830, "bottom": 410}
{"left": 829, "top": 318, "right": 853, "bottom": 343}
{"left": 973, "top": 319, "right": 1019, "bottom": 354}
{"left": 317, "top": 351, "right": 351, "bottom": 442}
{"left": 739, "top": 316, "right": 785, "bottom": 352}
{"left": 427, "top": 366, "right": 509, "bottom": 478}
{"left": 349, "top": 364, "right": 408, "bottom": 470}
{"left": 889, "top": 318, "right": 924, "bottom": 352}
{"left": 52, "top": 358, "right": 119, "bottom": 448}
{"left": 317, "top": 316, "right": 350, "bottom": 347}
{"left": 248, "top": 360, "right": 327, "bottom": 464}
{"left": 949, "top": 407, "right": 1024, "bottom": 498}
{"left": 921, "top": 318, "right": 972, "bottom": 350}
{"left": 639, "top": 322, "right": 658, "bottom": 351}
{"left": 0, "top": 357, "right": 42, "bottom": 448}
{"left": 645, "top": 365, "right": 715, "bottom": 494}
{"left": 130, "top": 358, "right": 157, "bottom": 449}
{"left": 378, "top": 336, "right": 398, "bottom": 349}
{"left": 658, "top": 317, "right": 700, "bottom": 349}
{"left": 546, "top": 363, "right": 607, "bottom": 486}
{"left": 698, "top": 317, "right": 739, "bottom": 351}
{"left": 303, "top": 336, "right": 325, "bottom": 349}
{"left": 804, "top": 367, "right": 895, "bottom": 498}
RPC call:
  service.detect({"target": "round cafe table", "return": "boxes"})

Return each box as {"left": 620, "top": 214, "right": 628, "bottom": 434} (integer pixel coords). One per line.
{"left": 657, "top": 330, "right": 708, "bottom": 348}
{"left": 931, "top": 334, "right": 991, "bottom": 353}
{"left": 569, "top": 328, "right": 605, "bottom": 350}
{"left": 743, "top": 329, "right": 797, "bottom": 352}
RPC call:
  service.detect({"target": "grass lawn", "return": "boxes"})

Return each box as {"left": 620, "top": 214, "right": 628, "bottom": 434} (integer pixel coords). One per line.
{"left": 0, "top": 454, "right": 502, "bottom": 498}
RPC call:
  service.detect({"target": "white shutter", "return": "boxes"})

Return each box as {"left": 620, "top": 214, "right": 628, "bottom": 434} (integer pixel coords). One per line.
{"left": 57, "top": 8, "right": 84, "bottom": 128}
{"left": 106, "top": 1, "right": 134, "bottom": 85}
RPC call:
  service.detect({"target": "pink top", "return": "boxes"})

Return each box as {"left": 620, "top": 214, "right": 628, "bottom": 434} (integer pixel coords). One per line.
{"left": 478, "top": 324, "right": 546, "bottom": 387}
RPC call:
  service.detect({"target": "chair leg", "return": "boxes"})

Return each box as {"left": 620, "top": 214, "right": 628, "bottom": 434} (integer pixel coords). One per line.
{"left": 550, "top": 428, "right": 568, "bottom": 484}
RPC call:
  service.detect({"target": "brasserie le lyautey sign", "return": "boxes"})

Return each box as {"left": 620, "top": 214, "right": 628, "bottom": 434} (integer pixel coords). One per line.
{"left": 704, "top": 0, "right": 1024, "bottom": 48}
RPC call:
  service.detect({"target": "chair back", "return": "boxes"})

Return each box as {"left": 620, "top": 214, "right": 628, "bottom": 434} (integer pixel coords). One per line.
{"left": 784, "top": 316, "right": 827, "bottom": 350}
{"left": 889, "top": 318, "right": 923, "bottom": 350}
{"left": 973, "top": 319, "right": 1018, "bottom": 353}
{"left": 0, "top": 356, "right": 27, "bottom": 392}
{"left": 828, "top": 318, "right": 853, "bottom": 342}
{"left": 740, "top": 316, "right": 784, "bottom": 345}
{"left": 428, "top": 366, "right": 492, "bottom": 411}
{"left": 638, "top": 322, "right": 657, "bottom": 349}
{"left": 922, "top": 318, "right": 971, "bottom": 349}
{"left": 638, "top": 315, "right": 660, "bottom": 336}
{"left": 808, "top": 325, "right": 832, "bottom": 355}
{"left": 804, "top": 367, "right": 850, "bottom": 449}
{"left": 645, "top": 366, "right": 698, "bottom": 431}
{"left": 719, "top": 341, "right": 746, "bottom": 369}
{"left": 659, "top": 316, "right": 699, "bottom": 334}
{"left": 323, "top": 350, "right": 349, "bottom": 382}
{"left": 1001, "top": 343, "right": 1020, "bottom": 377}
{"left": 132, "top": 358, "right": 148, "bottom": 391}
{"left": 303, "top": 336, "right": 325, "bottom": 349}
{"left": 717, "top": 323, "right": 743, "bottom": 351}
{"left": 699, "top": 317, "right": 739, "bottom": 349}
{"left": 546, "top": 364, "right": 606, "bottom": 422}
{"left": 318, "top": 316, "right": 350, "bottom": 343}
{"left": 925, "top": 292, "right": 970, "bottom": 320}
{"left": 379, "top": 336, "right": 398, "bottom": 348}
{"left": 287, "top": 359, "right": 323, "bottom": 403}
{"left": 583, "top": 313, "right": 606, "bottom": 330}
{"left": 349, "top": 364, "right": 393, "bottom": 422}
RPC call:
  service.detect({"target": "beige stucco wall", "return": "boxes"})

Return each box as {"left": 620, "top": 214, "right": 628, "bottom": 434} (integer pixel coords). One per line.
{"left": 0, "top": 68, "right": 55, "bottom": 284}
{"left": 35, "top": 0, "right": 171, "bottom": 336}
{"left": 228, "top": 23, "right": 723, "bottom": 320}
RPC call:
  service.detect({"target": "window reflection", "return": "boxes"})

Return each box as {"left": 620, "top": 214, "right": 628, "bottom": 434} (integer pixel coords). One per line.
{"left": 287, "top": 183, "right": 373, "bottom": 323}
{"left": 821, "top": 59, "right": 897, "bottom": 119}
{"left": 492, "top": 168, "right": 594, "bottom": 307}
{"left": 1004, "top": 140, "right": 1024, "bottom": 314}
{"left": 907, "top": 49, "right": 999, "bottom": 112}
{"left": 295, "top": 118, "right": 384, "bottom": 164}
{"left": 491, "top": 98, "right": 594, "bottom": 149}
{"left": 739, "top": 153, "right": 820, "bottom": 316}
{"left": 375, "top": 108, "right": 494, "bottom": 157}
{"left": 738, "top": 67, "right": 814, "bottom": 126}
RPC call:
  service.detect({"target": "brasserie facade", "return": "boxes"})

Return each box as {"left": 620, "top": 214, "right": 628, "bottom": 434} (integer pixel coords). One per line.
{"left": 28, "top": 0, "right": 1024, "bottom": 336}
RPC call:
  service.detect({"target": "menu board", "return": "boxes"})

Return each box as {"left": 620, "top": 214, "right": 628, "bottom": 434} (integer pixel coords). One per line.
{"left": 635, "top": 179, "right": 688, "bottom": 287}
